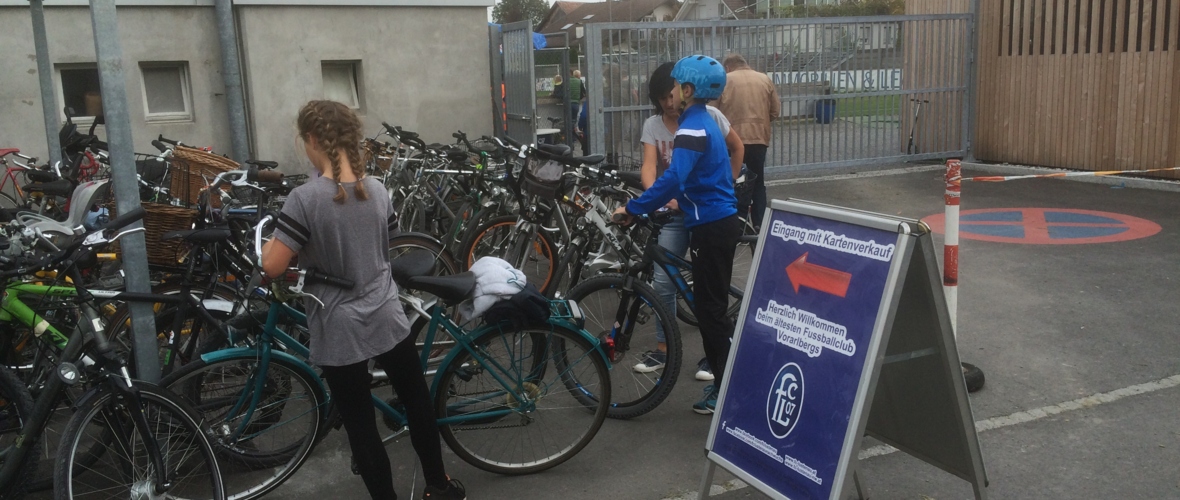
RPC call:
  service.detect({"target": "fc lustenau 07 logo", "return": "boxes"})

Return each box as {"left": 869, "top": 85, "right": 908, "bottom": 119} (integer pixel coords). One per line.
{"left": 767, "top": 363, "right": 804, "bottom": 439}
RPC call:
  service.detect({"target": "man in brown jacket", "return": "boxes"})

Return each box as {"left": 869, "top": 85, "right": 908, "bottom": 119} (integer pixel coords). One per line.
{"left": 717, "top": 53, "right": 779, "bottom": 228}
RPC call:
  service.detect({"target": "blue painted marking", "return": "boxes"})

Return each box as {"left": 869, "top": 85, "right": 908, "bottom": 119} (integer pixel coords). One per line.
{"left": 1044, "top": 212, "right": 1122, "bottom": 224}
{"left": 961, "top": 211, "right": 1022, "bottom": 222}
{"left": 1048, "top": 226, "right": 1129, "bottom": 239}
{"left": 961, "top": 224, "right": 1024, "bottom": 238}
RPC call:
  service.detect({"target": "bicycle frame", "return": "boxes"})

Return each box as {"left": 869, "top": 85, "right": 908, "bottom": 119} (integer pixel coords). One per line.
{"left": 203, "top": 289, "right": 608, "bottom": 445}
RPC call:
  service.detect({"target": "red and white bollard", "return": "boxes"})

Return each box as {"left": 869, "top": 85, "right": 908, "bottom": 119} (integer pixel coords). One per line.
{"left": 943, "top": 159, "right": 961, "bottom": 337}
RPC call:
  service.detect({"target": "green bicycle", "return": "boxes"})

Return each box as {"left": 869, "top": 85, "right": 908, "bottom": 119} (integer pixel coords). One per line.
{"left": 158, "top": 215, "right": 613, "bottom": 500}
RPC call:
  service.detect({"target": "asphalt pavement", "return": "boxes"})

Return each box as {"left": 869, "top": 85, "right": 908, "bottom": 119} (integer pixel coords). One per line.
{"left": 34, "top": 163, "right": 1180, "bottom": 499}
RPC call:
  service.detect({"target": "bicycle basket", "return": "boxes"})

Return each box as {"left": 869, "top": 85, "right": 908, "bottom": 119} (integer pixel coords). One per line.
{"left": 522, "top": 156, "right": 564, "bottom": 199}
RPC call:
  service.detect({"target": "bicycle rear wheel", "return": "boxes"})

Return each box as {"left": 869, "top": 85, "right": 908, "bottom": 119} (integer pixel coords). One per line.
{"left": 161, "top": 354, "right": 325, "bottom": 500}
{"left": 457, "top": 215, "right": 557, "bottom": 293}
{"left": 54, "top": 382, "right": 225, "bottom": 500}
{"left": 0, "top": 364, "right": 38, "bottom": 499}
{"left": 565, "top": 274, "right": 682, "bottom": 419}
{"left": 435, "top": 324, "right": 609, "bottom": 475}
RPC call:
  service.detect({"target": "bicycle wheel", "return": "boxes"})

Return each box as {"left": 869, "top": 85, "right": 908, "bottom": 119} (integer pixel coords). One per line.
{"left": 435, "top": 323, "right": 609, "bottom": 475}
{"left": 565, "top": 274, "right": 682, "bottom": 419}
{"left": 458, "top": 215, "right": 557, "bottom": 293}
{"left": 675, "top": 236, "right": 754, "bottom": 326}
{"left": 0, "top": 365, "right": 38, "bottom": 499}
{"left": 390, "top": 234, "right": 462, "bottom": 363}
{"left": 54, "top": 382, "right": 226, "bottom": 500}
{"left": 0, "top": 192, "right": 20, "bottom": 211}
{"left": 161, "top": 354, "right": 325, "bottom": 500}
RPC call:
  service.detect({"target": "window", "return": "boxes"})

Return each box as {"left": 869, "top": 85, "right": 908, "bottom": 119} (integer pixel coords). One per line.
{"left": 140, "top": 62, "right": 192, "bottom": 122}
{"left": 718, "top": 2, "right": 727, "bottom": 17}
{"left": 322, "top": 61, "right": 362, "bottom": 110}
{"left": 58, "top": 64, "right": 102, "bottom": 118}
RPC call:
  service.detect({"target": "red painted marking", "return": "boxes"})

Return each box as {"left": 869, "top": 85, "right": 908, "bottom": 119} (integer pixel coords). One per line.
{"left": 924, "top": 208, "right": 1161, "bottom": 244}
{"left": 943, "top": 245, "right": 958, "bottom": 286}
{"left": 786, "top": 253, "right": 852, "bottom": 298}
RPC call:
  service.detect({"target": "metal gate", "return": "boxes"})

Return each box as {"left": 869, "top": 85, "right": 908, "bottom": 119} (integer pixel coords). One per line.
{"left": 585, "top": 14, "right": 974, "bottom": 175}
{"left": 500, "top": 21, "right": 537, "bottom": 145}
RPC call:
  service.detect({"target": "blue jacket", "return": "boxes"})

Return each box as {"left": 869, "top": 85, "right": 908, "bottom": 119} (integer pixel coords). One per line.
{"left": 626, "top": 103, "right": 737, "bottom": 228}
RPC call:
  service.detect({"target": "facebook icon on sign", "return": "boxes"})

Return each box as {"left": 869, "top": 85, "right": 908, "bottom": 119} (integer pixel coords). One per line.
{"left": 767, "top": 363, "right": 805, "bottom": 439}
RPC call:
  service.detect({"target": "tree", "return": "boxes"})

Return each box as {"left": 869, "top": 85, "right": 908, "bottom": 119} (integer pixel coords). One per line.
{"left": 492, "top": 0, "right": 549, "bottom": 30}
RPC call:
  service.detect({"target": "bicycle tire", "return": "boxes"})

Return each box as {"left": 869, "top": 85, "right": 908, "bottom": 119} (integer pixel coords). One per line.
{"left": 674, "top": 238, "right": 754, "bottom": 326}
{"left": 457, "top": 215, "right": 558, "bottom": 294}
{"left": 54, "top": 382, "right": 226, "bottom": 500}
{"left": 0, "top": 192, "right": 20, "bottom": 211}
{"left": 160, "top": 353, "right": 324, "bottom": 500}
{"left": 565, "top": 274, "right": 683, "bottom": 419}
{"left": 0, "top": 365, "right": 38, "bottom": 500}
{"left": 390, "top": 234, "right": 463, "bottom": 364}
{"left": 435, "top": 323, "right": 609, "bottom": 475}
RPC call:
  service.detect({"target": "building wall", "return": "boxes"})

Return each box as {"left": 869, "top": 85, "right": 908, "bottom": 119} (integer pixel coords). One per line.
{"left": 0, "top": 2, "right": 493, "bottom": 173}
{"left": 0, "top": 5, "right": 231, "bottom": 162}
{"left": 238, "top": 5, "right": 492, "bottom": 171}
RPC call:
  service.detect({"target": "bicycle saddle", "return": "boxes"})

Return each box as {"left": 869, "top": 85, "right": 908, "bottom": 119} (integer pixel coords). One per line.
{"left": 552, "top": 154, "right": 604, "bottom": 167}
{"left": 24, "top": 169, "right": 57, "bottom": 183}
{"left": 0, "top": 148, "right": 19, "bottom": 157}
{"left": 537, "top": 143, "right": 571, "bottom": 157}
{"left": 23, "top": 179, "right": 73, "bottom": 197}
{"left": 405, "top": 272, "right": 476, "bottom": 305}
{"left": 162, "top": 228, "right": 232, "bottom": 244}
{"left": 389, "top": 248, "right": 436, "bottom": 286}
{"left": 245, "top": 160, "right": 279, "bottom": 170}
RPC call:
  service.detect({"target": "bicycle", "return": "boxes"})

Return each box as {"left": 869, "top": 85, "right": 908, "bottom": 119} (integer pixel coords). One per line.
{"left": 564, "top": 210, "right": 747, "bottom": 419}
{"left": 0, "top": 206, "right": 225, "bottom": 499}
{"left": 157, "top": 215, "right": 612, "bottom": 500}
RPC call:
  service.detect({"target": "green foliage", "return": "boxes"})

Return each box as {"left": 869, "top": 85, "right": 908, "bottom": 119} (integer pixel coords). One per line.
{"left": 773, "top": 0, "right": 905, "bottom": 18}
{"left": 492, "top": 0, "right": 550, "bottom": 30}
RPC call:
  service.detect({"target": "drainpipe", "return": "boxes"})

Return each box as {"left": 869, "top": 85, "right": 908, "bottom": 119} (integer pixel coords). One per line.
{"left": 214, "top": 0, "right": 250, "bottom": 162}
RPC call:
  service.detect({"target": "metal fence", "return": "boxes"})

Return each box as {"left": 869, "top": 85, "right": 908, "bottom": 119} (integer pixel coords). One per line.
{"left": 501, "top": 21, "right": 537, "bottom": 145}
{"left": 585, "top": 15, "right": 973, "bottom": 175}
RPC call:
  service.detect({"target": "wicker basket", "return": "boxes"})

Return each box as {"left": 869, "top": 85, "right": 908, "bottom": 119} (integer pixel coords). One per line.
{"left": 170, "top": 146, "right": 238, "bottom": 206}
{"left": 142, "top": 203, "right": 198, "bottom": 266}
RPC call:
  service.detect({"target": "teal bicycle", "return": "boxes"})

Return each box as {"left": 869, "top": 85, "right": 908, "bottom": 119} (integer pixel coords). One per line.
{"left": 159, "top": 215, "right": 612, "bottom": 500}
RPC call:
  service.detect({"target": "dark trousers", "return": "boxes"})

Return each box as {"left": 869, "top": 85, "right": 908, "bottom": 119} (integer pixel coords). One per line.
{"left": 320, "top": 335, "right": 447, "bottom": 499}
{"left": 743, "top": 144, "right": 769, "bottom": 226}
{"left": 690, "top": 215, "right": 741, "bottom": 386}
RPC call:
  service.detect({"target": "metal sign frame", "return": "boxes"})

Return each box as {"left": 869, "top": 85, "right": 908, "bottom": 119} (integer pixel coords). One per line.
{"left": 701, "top": 198, "right": 988, "bottom": 500}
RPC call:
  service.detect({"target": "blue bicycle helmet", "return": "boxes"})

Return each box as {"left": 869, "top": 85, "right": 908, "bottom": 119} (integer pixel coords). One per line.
{"left": 671, "top": 55, "right": 727, "bottom": 100}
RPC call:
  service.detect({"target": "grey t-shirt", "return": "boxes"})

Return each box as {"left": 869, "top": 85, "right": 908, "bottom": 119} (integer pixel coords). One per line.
{"left": 273, "top": 176, "right": 409, "bottom": 367}
{"left": 640, "top": 106, "right": 731, "bottom": 177}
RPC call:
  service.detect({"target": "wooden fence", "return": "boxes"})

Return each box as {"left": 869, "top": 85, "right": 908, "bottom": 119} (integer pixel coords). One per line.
{"left": 975, "top": 0, "right": 1180, "bottom": 177}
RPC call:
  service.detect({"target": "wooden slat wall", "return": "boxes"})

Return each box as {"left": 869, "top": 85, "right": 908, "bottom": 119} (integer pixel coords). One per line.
{"left": 968, "top": 0, "right": 1180, "bottom": 178}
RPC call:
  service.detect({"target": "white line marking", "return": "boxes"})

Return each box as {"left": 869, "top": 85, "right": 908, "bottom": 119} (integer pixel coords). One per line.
{"left": 766, "top": 165, "right": 945, "bottom": 187}
{"left": 665, "top": 373, "right": 1180, "bottom": 499}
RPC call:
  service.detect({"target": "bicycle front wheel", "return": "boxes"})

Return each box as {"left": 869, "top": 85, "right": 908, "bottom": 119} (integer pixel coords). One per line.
{"left": 566, "top": 274, "right": 683, "bottom": 419}
{"left": 435, "top": 324, "right": 609, "bottom": 475}
{"left": 161, "top": 354, "right": 326, "bottom": 500}
{"left": 54, "top": 382, "right": 225, "bottom": 500}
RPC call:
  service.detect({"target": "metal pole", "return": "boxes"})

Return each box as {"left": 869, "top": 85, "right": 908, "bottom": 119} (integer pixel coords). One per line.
{"left": 29, "top": 0, "right": 61, "bottom": 167}
{"left": 962, "top": 0, "right": 981, "bottom": 160}
{"left": 214, "top": 0, "right": 250, "bottom": 162}
{"left": 89, "top": 0, "right": 160, "bottom": 383}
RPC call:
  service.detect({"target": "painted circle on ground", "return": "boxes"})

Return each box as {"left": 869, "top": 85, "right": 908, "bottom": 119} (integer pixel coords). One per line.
{"left": 923, "top": 208, "right": 1161, "bottom": 244}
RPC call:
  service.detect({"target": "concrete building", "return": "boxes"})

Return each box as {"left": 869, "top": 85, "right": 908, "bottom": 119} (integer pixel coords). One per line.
{"left": 0, "top": 0, "right": 493, "bottom": 172}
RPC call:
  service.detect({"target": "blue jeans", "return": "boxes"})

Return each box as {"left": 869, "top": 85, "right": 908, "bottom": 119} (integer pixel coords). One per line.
{"left": 652, "top": 214, "right": 689, "bottom": 343}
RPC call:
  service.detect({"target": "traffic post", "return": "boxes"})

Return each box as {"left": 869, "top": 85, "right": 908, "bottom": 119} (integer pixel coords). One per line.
{"left": 700, "top": 199, "right": 988, "bottom": 500}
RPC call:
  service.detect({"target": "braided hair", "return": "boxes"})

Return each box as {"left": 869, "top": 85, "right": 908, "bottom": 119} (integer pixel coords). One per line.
{"left": 296, "top": 100, "right": 368, "bottom": 203}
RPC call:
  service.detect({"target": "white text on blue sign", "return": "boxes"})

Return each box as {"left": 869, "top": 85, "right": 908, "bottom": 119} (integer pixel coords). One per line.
{"left": 771, "top": 220, "right": 896, "bottom": 261}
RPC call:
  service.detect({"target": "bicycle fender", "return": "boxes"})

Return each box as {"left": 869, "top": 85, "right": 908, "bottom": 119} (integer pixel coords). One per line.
{"left": 200, "top": 348, "right": 326, "bottom": 390}
{"left": 392, "top": 232, "right": 444, "bottom": 248}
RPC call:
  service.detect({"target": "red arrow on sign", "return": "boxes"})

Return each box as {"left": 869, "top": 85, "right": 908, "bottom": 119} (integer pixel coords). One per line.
{"left": 786, "top": 253, "right": 852, "bottom": 298}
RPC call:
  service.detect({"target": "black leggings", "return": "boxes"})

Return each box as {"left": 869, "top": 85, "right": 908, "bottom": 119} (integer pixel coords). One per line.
{"left": 320, "top": 335, "right": 447, "bottom": 499}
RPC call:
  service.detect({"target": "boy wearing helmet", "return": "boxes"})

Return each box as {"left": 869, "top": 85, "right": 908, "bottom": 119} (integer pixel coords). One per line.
{"left": 613, "top": 55, "right": 742, "bottom": 414}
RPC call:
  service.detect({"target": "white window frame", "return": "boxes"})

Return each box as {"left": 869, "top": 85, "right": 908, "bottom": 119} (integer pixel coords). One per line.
{"left": 55, "top": 63, "right": 101, "bottom": 125}
{"left": 321, "top": 61, "right": 363, "bottom": 111}
{"left": 139, "top": 61, "right": 194, "bottom": 123}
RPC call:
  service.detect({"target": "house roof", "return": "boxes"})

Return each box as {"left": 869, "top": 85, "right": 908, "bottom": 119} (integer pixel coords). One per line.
{"left": 538, "top": 0, "right": 681, "bottom": 46}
